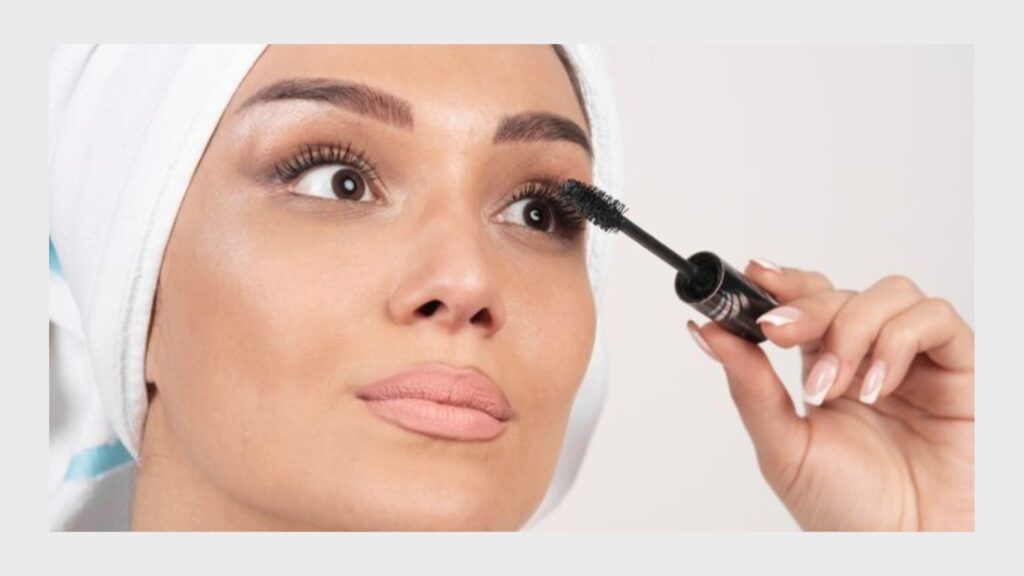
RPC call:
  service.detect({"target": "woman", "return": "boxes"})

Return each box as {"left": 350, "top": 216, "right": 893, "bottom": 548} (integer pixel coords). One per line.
{"left": 50, "top": 45, "right": 973, "bottom": 531}
{"left": 50, "top": 44, "right": 621, "bottom": 531}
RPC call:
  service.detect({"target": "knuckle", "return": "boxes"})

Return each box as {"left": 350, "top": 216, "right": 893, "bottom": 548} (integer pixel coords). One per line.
{"left": 806, "top": 271, "right": 834, "bottom": 292}
{"left": 927, "top": 296, "right": 957, "bottom": 320}
{"left": 812, "top": 288, "right": 856, "bottom": 306}
{"left": 879, "top": 274, "right": 921, "bottom": 296}
{"left": 877, "top": 319, "right": 917, "bottom": 353}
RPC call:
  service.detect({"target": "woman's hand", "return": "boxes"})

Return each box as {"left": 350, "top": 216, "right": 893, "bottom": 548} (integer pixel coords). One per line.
{"left": 687, "top": 259, "right": 974, "bottom": 531}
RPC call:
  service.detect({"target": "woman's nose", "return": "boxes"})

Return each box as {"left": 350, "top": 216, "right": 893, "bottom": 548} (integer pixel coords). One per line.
{"left": 387, "top": 220, "right": 506, "bottom": 338}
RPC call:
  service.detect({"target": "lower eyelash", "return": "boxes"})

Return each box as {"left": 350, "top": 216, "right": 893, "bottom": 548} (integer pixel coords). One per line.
{"left": 274, "top": 142, "right": 383, "bottom": 185}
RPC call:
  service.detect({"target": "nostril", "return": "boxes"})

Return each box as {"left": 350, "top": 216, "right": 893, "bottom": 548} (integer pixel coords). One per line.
{"left": 413, "top": 301, "right": 493, "bottom": 327}
{"left": 470, "top": 308, "right": 492, "bottom": 326}
{"left": 417, "top": 300, "right": 442, "bottom": 317}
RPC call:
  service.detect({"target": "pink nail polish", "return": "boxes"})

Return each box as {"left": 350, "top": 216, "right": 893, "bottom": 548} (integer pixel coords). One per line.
{"left": 804, "top": 353, "right": 839, "bottom": 406}
{"left": 750, "top": 257, "right": 782, "bottom": 273}
{"left": 756, "top": 306, "right": 803, "bottom": 327}
{"left": 860, "top": 360, "right": 886, "bottom": 404}
{"left": 687, "top": 320, "right": 721, "bottom": 362}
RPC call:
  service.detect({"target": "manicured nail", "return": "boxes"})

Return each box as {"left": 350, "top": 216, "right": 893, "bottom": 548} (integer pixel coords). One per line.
{"left": 750, "top": 257, "right": 782, "bottom": 273}
{"left": 687, "top": 320, "right": 720, "bottom": 362}
{"left": 756, "top": 306, "right": 803, "bottom": 327}
{"left": 859, "top": 359, "right": 886, "bottom": 405}
{"left": 803, "top": 353, "right": 839, "bottom": 406}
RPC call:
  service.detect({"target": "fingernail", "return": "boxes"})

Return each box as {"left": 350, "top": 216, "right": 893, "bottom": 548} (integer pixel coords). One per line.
{"left": 687, "top": 320, "right": 721, "bottom": 362}
{"left": 859, "top": 359, "right": 886, "bottom": 405}
{"left": 750, "top": 257, "right": 782, "bottom": 273}
{"left": 756, "top": 305, "right": 803, "bottom": 327}
{"left": 803, "top": 353, "right": 839, "bottom": 406}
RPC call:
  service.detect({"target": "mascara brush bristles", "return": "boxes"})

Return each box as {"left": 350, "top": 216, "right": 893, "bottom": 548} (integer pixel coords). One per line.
{"left": 559, "top": 179, "right": 701, "bottom": 280}
{"left": 560, "top": 179, "right": 628, "bottom": 231}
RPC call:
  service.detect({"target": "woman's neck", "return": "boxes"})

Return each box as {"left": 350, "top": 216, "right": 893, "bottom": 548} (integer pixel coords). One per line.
{"left": 130, "top": 393, "right": 314, "bottom": 531}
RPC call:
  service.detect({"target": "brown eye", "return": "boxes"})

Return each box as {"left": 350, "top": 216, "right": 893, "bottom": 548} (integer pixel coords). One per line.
{"left": 523, "top": 199, "right": 554, "bottom": 231}
{"left": 499, "top": 197, "right": 557, "bottom": 233}
{"left": 330, "top": 168, "right": 366, "bottom": 200}
{"left": 294, "top": 165, "right": 377, "bottom": 203}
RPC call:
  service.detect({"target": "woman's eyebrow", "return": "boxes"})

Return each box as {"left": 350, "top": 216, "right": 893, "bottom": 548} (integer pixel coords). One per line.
{"left": 493, "top": 112, "right": 592, "bottom": 158}
{"left": 240, "top": 78, "right": 592, "bottom": 157}
{"left": 239, "top": 78, "right": 415, "bottom": 128}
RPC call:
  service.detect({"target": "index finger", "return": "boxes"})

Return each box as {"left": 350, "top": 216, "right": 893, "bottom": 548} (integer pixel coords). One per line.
{"left": 746, "top": 258, "right": 834, "bottom": 303}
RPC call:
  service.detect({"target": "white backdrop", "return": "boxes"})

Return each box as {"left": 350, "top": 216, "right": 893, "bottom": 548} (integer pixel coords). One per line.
{"left": 533, "top": 45, "right": 973, "bottom": 530}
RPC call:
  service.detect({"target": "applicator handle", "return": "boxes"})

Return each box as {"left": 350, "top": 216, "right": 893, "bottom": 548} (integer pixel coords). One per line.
{"left": 674, "top": 251, "right": 780, "bottom": 344}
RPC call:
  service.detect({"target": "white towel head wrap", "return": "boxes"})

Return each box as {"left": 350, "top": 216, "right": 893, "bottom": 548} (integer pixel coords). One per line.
{"left": 49, "top": 44, "right": 624, "bottom": 530}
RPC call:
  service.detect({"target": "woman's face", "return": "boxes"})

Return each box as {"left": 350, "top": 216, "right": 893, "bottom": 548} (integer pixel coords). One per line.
{"left": 143, "top": 45, "right": 596, "bottom": 530}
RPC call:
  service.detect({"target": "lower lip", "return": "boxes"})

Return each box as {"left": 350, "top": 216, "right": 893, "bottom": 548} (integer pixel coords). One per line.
{"left": 361, "top": 398, "right": 508, "bottom": 441}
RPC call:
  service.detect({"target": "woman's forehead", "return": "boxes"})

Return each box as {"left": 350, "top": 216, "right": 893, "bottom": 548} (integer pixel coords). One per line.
{"left": 226, "top": 45, "right": 589, "bottom": 135}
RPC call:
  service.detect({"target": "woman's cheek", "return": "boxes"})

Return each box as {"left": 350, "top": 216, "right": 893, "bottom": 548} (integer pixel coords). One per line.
{"left": 513, "top": 266, "right": 596, "bottom": 424}
{"left": 501, "top": 268, "right": 595, "bottom": 522}
{"left": 157, "top": 184, "right": 321, "bottom": 438}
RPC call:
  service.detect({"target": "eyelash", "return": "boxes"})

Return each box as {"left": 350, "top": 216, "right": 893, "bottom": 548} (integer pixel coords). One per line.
{"left": 272, "top": 142, "right": 586, "bottom": 239}
{"left": 274, "top": 142, "right": 384, "bottom": 185}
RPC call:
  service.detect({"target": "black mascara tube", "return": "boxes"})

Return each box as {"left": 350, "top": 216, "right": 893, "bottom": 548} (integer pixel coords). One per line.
{"left": 674, "top": 251, "right": 780, "bottom": 343}
{"left": 559, "top": 178, "right": 781, "bottom": 344}
{"left": 601, "top": 210, "right": 780, "bottom": 344}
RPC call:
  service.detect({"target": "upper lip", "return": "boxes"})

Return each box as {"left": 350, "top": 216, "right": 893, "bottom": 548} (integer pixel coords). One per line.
{"left": 354, "top": 362, "right": 512, "bottom": 421}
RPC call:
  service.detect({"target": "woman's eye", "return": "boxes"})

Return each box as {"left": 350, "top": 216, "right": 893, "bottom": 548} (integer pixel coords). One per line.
{"left": 292, "top": 164, "right": 377, "bottom": 202}
{"left": 498, "top": 197, "right": 559, "bottom": 233}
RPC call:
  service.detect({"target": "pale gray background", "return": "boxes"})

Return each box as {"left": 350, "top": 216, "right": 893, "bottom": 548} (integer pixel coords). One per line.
{"left": 532, "top": 45, "right": 973, "bottom": 530}
{"left": 14, "top": 0, "right": 1016, "bottom": 570}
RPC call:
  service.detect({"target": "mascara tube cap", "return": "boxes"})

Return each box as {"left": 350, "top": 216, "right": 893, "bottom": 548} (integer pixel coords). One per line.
{"left": 674, "top": 251, "right": 780, "bottom": 344}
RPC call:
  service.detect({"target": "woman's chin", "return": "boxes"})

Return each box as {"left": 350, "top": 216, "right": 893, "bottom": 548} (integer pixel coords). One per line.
{"left": 243, "top": 454, "right": 539, "bottom": 531}
{"left": 305, "top": 489, "right": 533, "bottom": 531}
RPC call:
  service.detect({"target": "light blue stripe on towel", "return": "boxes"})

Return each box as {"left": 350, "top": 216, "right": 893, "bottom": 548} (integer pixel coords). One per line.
{"left": 50, "top": 237, "right": 63, "bottom": 277}
{"left": 64, "top": 440, "right": 134, "bottom": 481}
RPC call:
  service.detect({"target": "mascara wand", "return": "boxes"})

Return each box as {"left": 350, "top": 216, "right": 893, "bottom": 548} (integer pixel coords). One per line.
{"left": 560, "top": 179, "right": 780, "bottom": 344}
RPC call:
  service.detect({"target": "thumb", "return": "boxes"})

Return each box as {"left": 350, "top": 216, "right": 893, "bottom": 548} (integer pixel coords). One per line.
{"left": 687, "top": 319, "right": 809, "bottom": 491}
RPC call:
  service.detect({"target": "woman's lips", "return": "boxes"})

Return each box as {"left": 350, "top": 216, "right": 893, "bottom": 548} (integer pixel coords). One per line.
{"left": 355, "top": 362, "right": 511, "bottom": 441}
